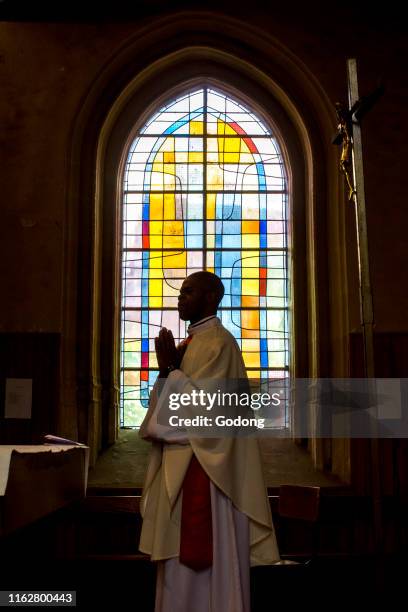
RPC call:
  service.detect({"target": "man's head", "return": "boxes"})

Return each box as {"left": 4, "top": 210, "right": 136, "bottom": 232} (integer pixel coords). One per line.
{"left": 177, "top": 271, "right": 224, "bottom": 323}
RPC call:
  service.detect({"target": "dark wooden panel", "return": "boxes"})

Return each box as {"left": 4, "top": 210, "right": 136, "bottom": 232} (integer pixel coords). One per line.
{"left": 350, "top": 332, "right": 408, "bottom": 377}
{"left": 350, "top": 332, "right": 408, "bottom": 497}
{"left": 0, "top": 333, "right": 60, "bottom": 444}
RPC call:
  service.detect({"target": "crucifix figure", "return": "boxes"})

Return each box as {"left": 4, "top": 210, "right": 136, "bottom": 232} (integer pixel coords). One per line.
{"left": 333, "top": 58, "right": 385, "bottom": 562}
{"left": 334, "top": 101, "right": 355, "bottom": 202}
{"left": 333, "top": 59, "right": 385, "bottom": 380}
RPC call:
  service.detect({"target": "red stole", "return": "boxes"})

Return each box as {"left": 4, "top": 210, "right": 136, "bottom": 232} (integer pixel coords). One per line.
{"left": 178, "top": 334, "right": 213, "bottom": 571}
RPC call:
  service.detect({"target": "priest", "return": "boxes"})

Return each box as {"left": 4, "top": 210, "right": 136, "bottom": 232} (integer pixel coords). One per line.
{"left": 139, "top": 271, "right": 279, "bottom": 612}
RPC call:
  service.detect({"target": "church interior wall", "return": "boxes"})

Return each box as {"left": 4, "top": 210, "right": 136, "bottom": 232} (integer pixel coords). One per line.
{"left": 0, "top": 5, "right": 407, "bottom": 483}
{"left": 1, "top": 12, "right": 407, "bottom": 334}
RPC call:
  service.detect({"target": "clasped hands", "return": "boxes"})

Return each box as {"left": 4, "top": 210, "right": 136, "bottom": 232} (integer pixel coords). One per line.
{"left": 155, "top": 328, "right": 182, "bottom": 377}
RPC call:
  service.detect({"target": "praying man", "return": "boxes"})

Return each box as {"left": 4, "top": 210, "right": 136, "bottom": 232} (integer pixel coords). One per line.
{"left": 139, "top": 271, "right": 280, "bottom": 612}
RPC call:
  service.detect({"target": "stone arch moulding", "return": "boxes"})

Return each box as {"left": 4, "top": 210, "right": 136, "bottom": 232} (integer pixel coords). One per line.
{"left": 60, "top": 13, "right": 348, "bottom": 471}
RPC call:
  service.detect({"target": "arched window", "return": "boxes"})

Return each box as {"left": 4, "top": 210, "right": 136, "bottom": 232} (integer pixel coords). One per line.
{"left": 120, "top": 87, "right": 289, "bottom": 427}
{"left": 64, "top": 23, "right": 348, "bottom": 478}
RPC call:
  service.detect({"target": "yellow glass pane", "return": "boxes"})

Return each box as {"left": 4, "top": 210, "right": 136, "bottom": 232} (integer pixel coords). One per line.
{"left": 207, "top": 235, "right": 215, "bottom": 248}
{"left": 217, "top": 120, "right": 226, "bottom": 139}
{"left": 226, "top": 151, "right": 245, "bottom": 163}
{"left": 149, "top": 296, "right": 162, "bottom": 308}
{"left": 164, "top": 194, "right": 175, "bottom": 220}
{"left": 217, "top": 141, "right": 241, "bottom": 164}
{"left": 163, "top": 163, "right": 176, "bottom": 176}
{"left": 165, "top": 251, "right": 187, "bottom": 268}
{"left": 150, "top": 236, "right": 162, "bottom": 248}
{"left": 165, "top": 220, "right": 183, "bottom": 233}
{"left": 164, "top": 151, "right": 175, "bottom": 163}
{"left": 207, "top": 194, "right": 216, "bottom": 219}
{"left": 150, "top": 221, "right": 163, "bottom": 247}
{"left": 248, "top": 370, "right": 260, "bottom": 379}
{"left": 218, "top": 121, "right": 237, "bottom": 137}
{"left": 190, "top": 120, "right": 203, "bottom": 134}
{"left": 241, "top": 310, "right": 259, "bottom": 338}
{"left": 150, "top": 194, "right": 163, "bottom": 220}
{"left": 217, "top": 121, "right": 251, "bottom": 147}
{"left": 241, "top": 251, "right": 259, "bottom": 267}
{"left": 188, "top": 152, "right": 203, "bottom": 163}
{"left": 150, "top": 268, "right": 164, "bottom": 279}
{"left": 163, "top": 221, "right": 184, "bottom": 245}
{"left": 242, "top": 279, "right": 259, "bottom": 296}
{"left": 242, "top": 295, "right": 259, "bottom": 307}
{"left": 222, "top": 149, "right": 240, "bottom": 163}
{"left": 150, "top": 221, "right": 163, "bottom": 234}
{"left": 152, "top": 162, "right": 163, "bottom": 173}
{"left": 225, "top": 138, "right": 240, "bottom": 153}
{"left": 243, "top": 352, "right": 260, "bottom": 368}
{"left": 242, "top": 234, "right": 260, "bottom": 248}
{"left": 163, "top": 235, "right": 184, "bottom": 248}
{"left": 242, "top": 267, "right": 259, "bottom": 279}
{"left": 150, "top": 253, "right": 163, "bottom": 268}
{"left": 224, "top": 138, "right": 241, "bottom": 157}
{"left": 242, "top": 221, "right": 259, "bottom": 234}
{"left": 149, "top": 279, "right": 162, "bottom": 296}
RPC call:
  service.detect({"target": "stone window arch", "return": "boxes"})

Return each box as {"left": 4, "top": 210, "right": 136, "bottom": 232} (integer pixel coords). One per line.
{"left": 60, "top": 17, "right": 347, "bottom": 480}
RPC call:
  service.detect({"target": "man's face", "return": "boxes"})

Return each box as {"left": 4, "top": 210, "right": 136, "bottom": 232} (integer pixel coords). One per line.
{"left": 177, "top": 276, "right": 207, "bottom": 322}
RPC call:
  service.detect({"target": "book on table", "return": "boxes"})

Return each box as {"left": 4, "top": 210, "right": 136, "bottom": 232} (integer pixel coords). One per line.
{"left": 44, "top": 434, "right": 86, "bottom": 446}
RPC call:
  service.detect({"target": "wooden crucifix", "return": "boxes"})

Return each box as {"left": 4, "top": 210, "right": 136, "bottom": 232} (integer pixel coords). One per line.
{"left": 333, "top": 58, "right": 385, "bottom": 556}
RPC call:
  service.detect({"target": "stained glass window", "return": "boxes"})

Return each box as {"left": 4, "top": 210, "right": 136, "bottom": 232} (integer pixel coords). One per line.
{"left": 120, "top": 88, "right": 289, "bottom": 427}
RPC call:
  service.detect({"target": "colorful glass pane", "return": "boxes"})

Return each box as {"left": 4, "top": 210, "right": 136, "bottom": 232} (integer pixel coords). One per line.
{"left": 121, "top": 88, "right": 289, "bottom": 427}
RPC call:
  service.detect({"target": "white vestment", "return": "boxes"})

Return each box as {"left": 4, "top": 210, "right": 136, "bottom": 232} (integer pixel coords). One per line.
{"left": 139, "top": 316, "right": 279, "bottom": 612}
{"left": 154, "top": 482, "right": 250, "bottom": 612}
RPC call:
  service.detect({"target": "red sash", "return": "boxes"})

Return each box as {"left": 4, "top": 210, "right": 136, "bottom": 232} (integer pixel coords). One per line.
{"left": 179, "top": 454, "right": 213, "bottom": 571}
{"left": 178, "top": 334, "right": 213, "bottom": 571}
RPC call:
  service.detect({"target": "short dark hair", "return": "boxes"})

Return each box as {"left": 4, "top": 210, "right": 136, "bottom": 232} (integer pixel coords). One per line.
{"left": 188, "top": 271, "right": 225, "bottom": 306}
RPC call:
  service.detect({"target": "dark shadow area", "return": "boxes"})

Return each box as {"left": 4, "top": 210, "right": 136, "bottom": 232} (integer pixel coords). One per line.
{"left": 1, "top": 556, "right": 406, "bottom": 610}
